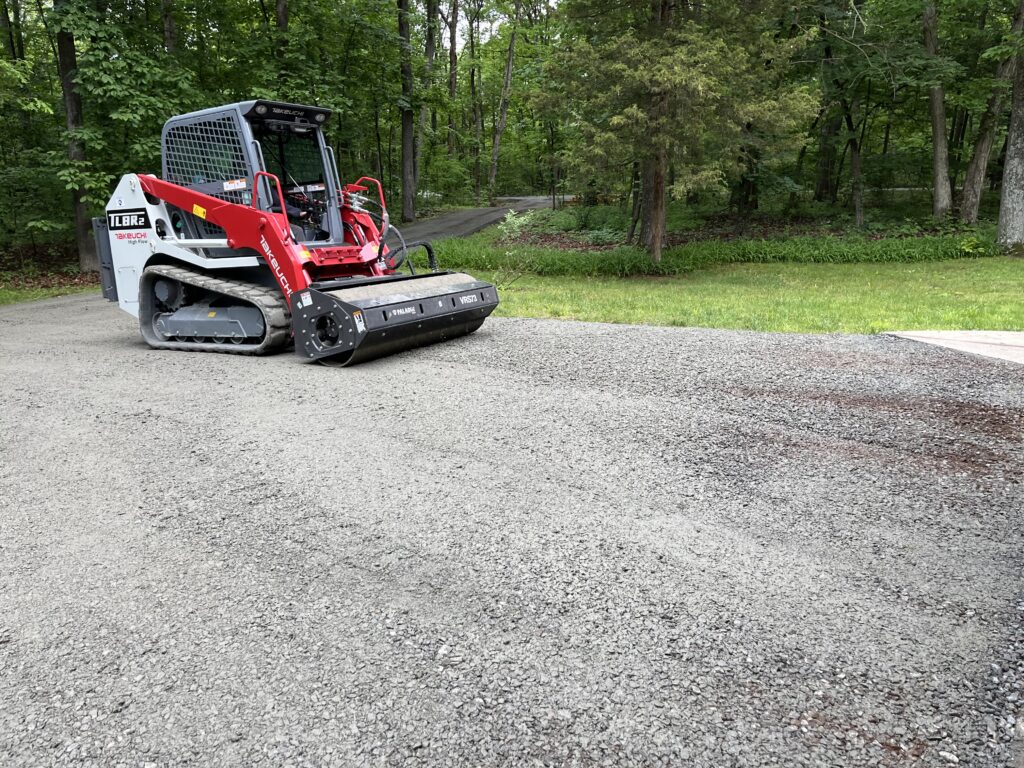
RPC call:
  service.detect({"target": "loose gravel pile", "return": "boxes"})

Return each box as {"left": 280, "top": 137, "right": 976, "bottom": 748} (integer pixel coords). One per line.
{"left": 1, "top": 294, "right": 1022, "bottom": 767}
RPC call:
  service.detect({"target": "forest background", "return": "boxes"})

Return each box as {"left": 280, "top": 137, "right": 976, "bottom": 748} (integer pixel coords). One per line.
{"left": 1, "top": 0, "right": 1022, "bottom": 333}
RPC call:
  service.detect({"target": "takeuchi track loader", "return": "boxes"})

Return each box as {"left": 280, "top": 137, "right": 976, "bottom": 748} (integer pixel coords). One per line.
{"left": 94, "top": 101, "right": 498, "bottom": 365}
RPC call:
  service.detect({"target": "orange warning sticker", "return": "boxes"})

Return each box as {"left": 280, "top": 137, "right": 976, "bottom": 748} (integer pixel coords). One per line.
{"left": 192, "top": 204, "right": 207, "bottom": 219}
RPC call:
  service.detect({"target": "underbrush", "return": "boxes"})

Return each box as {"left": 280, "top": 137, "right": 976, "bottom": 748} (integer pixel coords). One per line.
{"left": 500, "top": 200, "right": 997, "bottom": 245}
{"left": 437, "top": 223, "right": 999, "bottom": 279}
{"left": 0, "top": 243, "right": 99, "bottom": 304}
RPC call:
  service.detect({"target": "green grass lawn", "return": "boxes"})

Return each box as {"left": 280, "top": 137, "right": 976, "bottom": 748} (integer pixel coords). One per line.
{"left": 477, "top": 257, "right": 1023, "bottom": 333}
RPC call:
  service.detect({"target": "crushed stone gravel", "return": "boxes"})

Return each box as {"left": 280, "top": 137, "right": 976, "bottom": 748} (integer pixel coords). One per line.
{"left": 1, "top": 294, "right": 1022, "bottom": 767}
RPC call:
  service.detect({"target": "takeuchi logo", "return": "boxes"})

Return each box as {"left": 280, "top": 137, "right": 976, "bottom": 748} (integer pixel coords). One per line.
{"left": 259, "top": 235, "right": 292, "bottom": 297}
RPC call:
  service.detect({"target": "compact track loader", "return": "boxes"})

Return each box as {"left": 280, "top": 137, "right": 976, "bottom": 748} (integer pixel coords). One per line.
{"left": 94, "top": 101, "right": 498, "bottom": 365}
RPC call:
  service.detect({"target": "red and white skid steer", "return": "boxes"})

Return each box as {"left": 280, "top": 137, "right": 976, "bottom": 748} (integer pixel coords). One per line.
{"left": 94, "top": 101, "right": 498, "bottom": 365}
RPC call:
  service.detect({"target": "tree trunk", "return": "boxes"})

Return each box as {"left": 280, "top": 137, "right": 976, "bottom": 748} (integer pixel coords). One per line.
{"left": 961, "top": 0, "right": 1024, "bottom": 224}
{"left": 814, "top": 114, "right": 841, "bottom": 202}
{"left": 374, "top": 99, "right": 384, "bottom": 180}
{"left": 276, "top": 0, "right": 288, "bottom": 34}
{"left": 638, "top": 0, "right": 674, "bottom": 263}
{"left": 548, "top": 120, "right": 557, "bottom": 210}
{"left": 416, "top": 0, "right": 438, "bottom": 189}
{"left": 850, "top": 141, "right": 864, "bottom": 226}
{"left": 947, "top": 105, "right": 968, "bottom": 188}
{"left": 447, "top": 0, "right": 458, "bottom": 156}
{"left": 275, "top": 0, "right": 288, "bottom": 60}
{"left": 626, "top": 161, "right": 641, "bottom": 243}
{"left": 397, "top": 0, "right": 416, "bottom": 222}
{"left": 0, "top": 0, "right": 15, "bottom": 60}
{"left": 488, "top": 0, "right": 519, "bottom": 197}
{"left": 161, "top": 0, "right": 176, "bottom": 53}
{"left": 388, "top": 123, "right": 396, "bottom": 206}
{"left": 731, "top": 123, "right": 759, "bottom": 212}
{"left": 840, "top": 98, "right": 865, "bottom": 227}
{"left": 468, "top": 0, "right": 483, "bottom": 201}
{"left": 962, "top": 91, "right": 1010, "bottom": 224}
{"left": 54, "top": 0, "right": 96, "bottom": 272}
{"left": 998, "top": 48, "right": 1024, "bottom": 248}
{"left": 787, "top": 143, "right": 808, "bottom": 212}
{"left": 640, "top": 151, "right": 667, "bottom": 263}
{"left": 924, "top": 2, "right": 953, "bottom": 218}
{"left": 992, "top": 133, "right": 1008, "bottom": 191}
{"left": 10, "top": 0, "right": 22, "bottom": 59}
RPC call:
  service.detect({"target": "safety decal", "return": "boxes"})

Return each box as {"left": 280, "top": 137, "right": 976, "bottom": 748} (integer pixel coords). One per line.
{"left": 223, "top": 179, "right": 247, "bottom": 192}
{"left": 353, "top": 311, "right": 366, "bottom": 333}
{"left": 192, "top": 204, "right": 207, "bottom": 219}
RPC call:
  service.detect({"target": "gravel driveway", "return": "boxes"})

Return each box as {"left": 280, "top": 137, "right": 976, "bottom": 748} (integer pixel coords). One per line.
{"left": 1, "top": 294, "right": 1022, "bottom": 767}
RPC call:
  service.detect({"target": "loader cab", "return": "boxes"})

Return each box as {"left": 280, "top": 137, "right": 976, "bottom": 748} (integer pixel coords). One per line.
{"left": 161, "top": 100, "right": 345, "bottom": 247}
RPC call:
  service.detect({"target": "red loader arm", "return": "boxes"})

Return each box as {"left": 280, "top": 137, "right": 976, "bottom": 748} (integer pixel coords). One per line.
{"left": 137, "top": 174, "right": 310, "bottom": 305}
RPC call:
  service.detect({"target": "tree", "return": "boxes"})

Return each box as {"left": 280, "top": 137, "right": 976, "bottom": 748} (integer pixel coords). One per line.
{"left": 416, "top": 0, "right": 438, "bottom": 189}
{"left": 3, "top": 0, "right": 1021, "bottom": 270}
{"left": 54, "top": 0, "right": 96, "bottom": 272}
{"left": 923, "top": 1, "right": 953, "bottom": 218}
{"left": 488, "top": 0, "right": 520, "bottom": 197}
{"left": 961, "top": 0, "right": 1024, "bottom": 224}
{"left": 161, "top": 0, "right": 176, "bottom": 54}
{"left": 397, "top": 0, "right": 415, "bottom": 222}
{"left": 446, "top": 0, "right": 458, "bottom": 156}
{"left": 276, "top": 0, "right": 288, "bottom": 60}
{"left": 998, "top": 38, "right": 1024, "bottom": 247}
{"left": 1, "top": 0, "right": 16, "bottom": 60}
{"left": 639, "top": 0, "right": 674, "bottom": 263}
{"left": 467, "top": 0, "right": 484, "bottom": 200}
{"left": 555, "top": 0, "right": 812, "bottom": 261}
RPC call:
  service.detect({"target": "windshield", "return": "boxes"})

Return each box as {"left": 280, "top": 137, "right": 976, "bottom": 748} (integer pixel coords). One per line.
{"left": 251, "top": 120, "right": 337, "bottom": 241}
{"left": 253, "top": 121, "right": 329, "bottom": 206}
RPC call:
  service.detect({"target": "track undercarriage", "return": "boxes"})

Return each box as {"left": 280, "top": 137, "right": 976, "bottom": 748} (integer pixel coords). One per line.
{"left": 139, "top": 264, "right": 291, "bottom": 355}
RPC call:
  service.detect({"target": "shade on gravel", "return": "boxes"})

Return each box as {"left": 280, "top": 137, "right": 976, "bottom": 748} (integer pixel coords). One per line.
{"left": 1, "top": 293, "right": 1022, "bottom": 767}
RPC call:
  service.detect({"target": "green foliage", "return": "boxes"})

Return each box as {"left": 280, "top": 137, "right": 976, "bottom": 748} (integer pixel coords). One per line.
{"left": 497, "top": 209, "right": 539, "bottom": 240}
{"left": 553, "top": 0, "right": 816, "bottom": 201}
{"left": 438, "top": 228, "right": 998, "bottom": 278}
{"left": 0, "top": 0, "right": 1020, "bottom": 263}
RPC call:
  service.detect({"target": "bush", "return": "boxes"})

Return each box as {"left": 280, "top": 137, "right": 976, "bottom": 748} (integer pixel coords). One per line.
{"left": 584, "top": 228, "right": 622, "bottom": 246}
{"left": 497, "top": 209, "right": 540, "bottom": 241}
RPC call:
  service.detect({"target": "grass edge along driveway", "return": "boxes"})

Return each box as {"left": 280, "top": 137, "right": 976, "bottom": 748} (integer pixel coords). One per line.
{"left": 480, "top": 257, "right": 1024, "bottom": 334}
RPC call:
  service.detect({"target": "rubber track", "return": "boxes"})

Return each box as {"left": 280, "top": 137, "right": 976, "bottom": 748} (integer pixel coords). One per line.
{"left": 141, "top": 264, "right": 291, "bottom": 356}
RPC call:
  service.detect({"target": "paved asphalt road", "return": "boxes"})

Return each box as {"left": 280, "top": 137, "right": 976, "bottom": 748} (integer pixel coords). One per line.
{"left": 1, "top": 295, "right": 1022, "bottom": 767}
{"left": 385, "top": 196, "right": 551, "bottom": 245}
